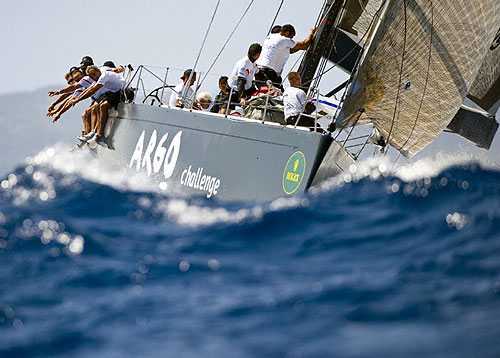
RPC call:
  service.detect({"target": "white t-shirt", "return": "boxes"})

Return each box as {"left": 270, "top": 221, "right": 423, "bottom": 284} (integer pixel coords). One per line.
{"left": 79, "top": 76, "right": 94, "bottom": 89}
{"left": 73, "top": 76, "right": 93, "bottom": 99}
{"left": 256, "top": 33, "right": 296, "bottom": 75}
{"left": 228, "top": 56, "right": 259, "bottom": 91}
{"left": 96, "top": 70, "right": 125, "bottom": 93}
{"left": 76, "top": 76, "right": 108, "bottom": 100}
{"left": 283, "top": 86, "right": 307, "bottom": 119}
{"left": 169, "top": 82, "right": 194, "bottom": 108}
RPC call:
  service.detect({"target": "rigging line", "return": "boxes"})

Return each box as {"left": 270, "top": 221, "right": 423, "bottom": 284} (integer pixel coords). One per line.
{"left": 312, "top": 2, "right": 348, "bottom": 90}
{"left": 281, "top": 0, "right": 345, "bottom": 88}
{"left": 398, "top": 0, "right": 433, "bottom": 153}
{"left": 183, "top": 0, "right": 220, "bottom": 105}
{"left": 330, "top": 2, "right": 385, "bottom": 125}
{"left": 191, "top": 0, "right": 221, "bottom": 73}
{"left": 386, "top": 0, "right": 408, "bottom": 147}
{"left": 280, "top": 0, "right": 333, "bottom": 88}
{"left": 199, "top": 0, "right": 255, "bottom": 87}
{"left": 267, "top": 0, "right": 285, "bottom": 35}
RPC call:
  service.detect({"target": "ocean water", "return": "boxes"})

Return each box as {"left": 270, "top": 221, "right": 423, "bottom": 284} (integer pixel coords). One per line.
{"left": 1, "top": 147, "right": 499, "bottom": 358}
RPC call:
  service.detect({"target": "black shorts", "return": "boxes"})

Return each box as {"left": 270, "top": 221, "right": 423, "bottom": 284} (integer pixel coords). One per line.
{"left": 97, "top": 90, "right": 121, "bottom": 108}
{"left": 241, "top": 87, "right": 256, "bottom": 99}
{"left": 286, "top": 115, "right": 316, "bottom": 128}
{"left": 255, "top": 67, "right": 283, "bottom": 90}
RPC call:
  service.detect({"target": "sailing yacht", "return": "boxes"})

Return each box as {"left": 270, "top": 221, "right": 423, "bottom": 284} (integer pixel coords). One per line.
{"left": 95, "top": 0, "right": 500, "bottom": 202}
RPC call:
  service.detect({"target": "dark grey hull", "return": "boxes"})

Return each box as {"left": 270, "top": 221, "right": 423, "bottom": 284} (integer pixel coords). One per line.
{"left": 97, "top": 103, "right": 355, "bottom": 202}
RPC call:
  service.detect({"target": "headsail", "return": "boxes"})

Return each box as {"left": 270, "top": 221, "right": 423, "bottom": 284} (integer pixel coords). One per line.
{"left": 337, "top": 0, "right": 500, "bottom": 158}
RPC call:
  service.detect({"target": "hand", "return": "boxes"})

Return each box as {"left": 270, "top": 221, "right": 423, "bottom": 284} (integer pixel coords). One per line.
{"left": 113, "top": 65, "right": 125, "bottom": 73}
{"left": 240, "top": 97, "right": 247, "bottom": 106}
{"left": 52, "top": 114, "right": 61, "bottom": 123}
{"left": 48, "top": 91, "right": 59, "bottom": 97}
{"left": 310, "top": 27, "right": 317, "bottom": 37}
{"left": 46, "top": 106, "right": 55, "bottom": 116}
{"left": 68, "top": 98, "right": 78, "bottom": 107}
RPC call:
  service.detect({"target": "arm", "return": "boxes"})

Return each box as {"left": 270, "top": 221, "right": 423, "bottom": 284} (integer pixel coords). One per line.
{"left": 51, "top": 96, "right": 75, "bottom": 123}
{"left": 48, "top": 94, "right": 72, "bottom": 116}
{"left": 237, "top": 77, "right": 246, "bottom": 95}
{"left": 290, "top": 27, "right": 317, "bottom": 54}
{"left": 48, "top": 82, "right": 82, "bottom": 97}
{"left": 113, "top": 65, "right": 125, "bottom": 73}
{"left": 46, "top": 92, "right": 72, "bottom": 115}
{"left": 236, "top": 78, "right": 248, "bottom": 105}
{"left": 69, "top": 83, "right": 103, "bottom": 106}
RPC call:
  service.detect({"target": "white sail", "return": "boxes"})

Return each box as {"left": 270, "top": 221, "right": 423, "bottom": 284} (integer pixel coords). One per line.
{"left": 340, "top": 0, "right": 384, "bottom": 38}
{"left": 338, "top": 0, "right": 500, "bottom": 157}
{"left": 468, "top": 31, "right": 500, "bottom": 113}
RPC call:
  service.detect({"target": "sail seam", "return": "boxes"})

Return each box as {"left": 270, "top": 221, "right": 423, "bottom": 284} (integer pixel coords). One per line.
{"left": 386, "top": 0, "right": 408, "bottom": 147}
{"left": 399, "top": 0, "right": 434, "bottom": 152}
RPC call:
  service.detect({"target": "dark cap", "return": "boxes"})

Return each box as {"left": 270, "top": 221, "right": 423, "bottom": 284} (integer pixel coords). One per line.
{"left": 69, "top": 66, "right": 80, "bottom": 75}
{"left": 103, "top": 61, "right": 115, "bottom": 68}
{"left": 181, "top": 69, "right": 196, "bottom": 80}
{"left": 281, "top": 24, "right": 296, "bottom": 36}
{"left": 271, "top": 25, "right": 281, "bottom": 34}
{"left": 80, "top": 56, "right": 94, "bottom": 66}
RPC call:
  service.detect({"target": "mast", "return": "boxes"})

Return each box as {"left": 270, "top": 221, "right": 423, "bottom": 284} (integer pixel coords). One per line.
{"left": 297, "top": 0, "right": 345, "bottom": 87}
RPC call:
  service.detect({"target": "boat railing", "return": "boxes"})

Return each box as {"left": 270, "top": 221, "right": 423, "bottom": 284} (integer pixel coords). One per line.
{"left": 125, "top": 65, "right": 178, "bottom": 107}
{"left": 125, "top": 65, "right": 336, "bottom": 135}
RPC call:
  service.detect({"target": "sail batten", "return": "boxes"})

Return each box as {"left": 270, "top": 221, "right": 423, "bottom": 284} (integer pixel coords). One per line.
{"left": 337, "top": 0, "right": 500, "bottom": 158}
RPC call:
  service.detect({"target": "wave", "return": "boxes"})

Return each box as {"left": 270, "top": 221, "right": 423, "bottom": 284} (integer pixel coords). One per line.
{"left": 1, "top": 144, "right": 500, "bottom": 357}
{"left": 1, "top": 143, "right": 499, "bottom": 230}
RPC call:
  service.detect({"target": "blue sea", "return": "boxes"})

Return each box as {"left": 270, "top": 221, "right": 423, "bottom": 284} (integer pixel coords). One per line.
{"left": 1, "top": 148, "right": 499, "bottom": 358}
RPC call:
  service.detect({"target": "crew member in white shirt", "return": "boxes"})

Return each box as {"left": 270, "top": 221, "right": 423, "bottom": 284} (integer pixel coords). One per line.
{"left": 169, "top": 69, "right": 197, "bottom": 108}
{"left": 196, "top": 92, "right": 213, "bottom": 112}
{"left": 283, "top": 72, "right": 315, "bottom": 128}
{"left": 228, "top": 43, "right": 262, "bottom": 106}
{"left": 69, "top": 65, "right": 126, "bottom": 146}
{"left": 256, "top": 24, "right": 316, "bottom": 89}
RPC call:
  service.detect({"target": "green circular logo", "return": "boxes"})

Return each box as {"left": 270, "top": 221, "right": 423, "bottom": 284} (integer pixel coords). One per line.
{"left": 282, "top": 151, "right": 306, "bottom": 195}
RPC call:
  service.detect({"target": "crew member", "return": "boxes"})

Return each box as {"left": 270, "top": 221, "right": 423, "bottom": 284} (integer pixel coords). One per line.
{"left": 210, "top": 76, "right": 239, "bottom": 114}
{"left": 169, "top": 69, "right": 196, "bottom": 108}
{"left": 69, "top": 65, "right": 125, "bottom": 146}
{"left": 255, "top": 24, "right": 316, "bottom": 89}
{"left": 196, "top": 92, "right": 213, "bottom": 112}
{"left": 283, "top": 72, "right": 315, "bottom": 128}
{"left": 228, "top": 43, "right": 261, "bottom": 106}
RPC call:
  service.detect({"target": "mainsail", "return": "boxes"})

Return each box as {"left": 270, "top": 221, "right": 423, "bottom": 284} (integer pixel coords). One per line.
{"left": 339, "top": 0, "right": 383, "bottom": 37}
{"left": 467, "top": 31, "right": 500, "bottom": 113}
{"left": 337, "top": 0, "right": 500, "bottom": 157}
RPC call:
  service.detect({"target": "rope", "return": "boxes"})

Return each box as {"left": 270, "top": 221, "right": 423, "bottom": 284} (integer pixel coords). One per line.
{"left": 199, "top": 0, "right": 255, "bottom": 87}
{"left": 327, "top": 2, "right": 385, "bottom": 131}
{"left": 398, "top": 0, "right": 434, "bottom": 153}
{"left": 192, "top": 0, "right": 220, "bottom": 73}
{"left": 267, "top": 0, "right": 285, "bottom": 35}
{"left": 302, "top": 2, "right": 382, "bottom": 89}
{"left": 281, "top": 0, "right": 341, "bottom": 88}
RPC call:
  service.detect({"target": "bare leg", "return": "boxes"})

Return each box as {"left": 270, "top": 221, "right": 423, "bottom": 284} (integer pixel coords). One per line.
{"left": 97, "top": 102, "right": 110, "bottom": 136}
{"left": 90, "top": 103, "right": 99, "bottom": 132}
{"left": 82, "top": 108, "right": 91, "bottom": 133}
